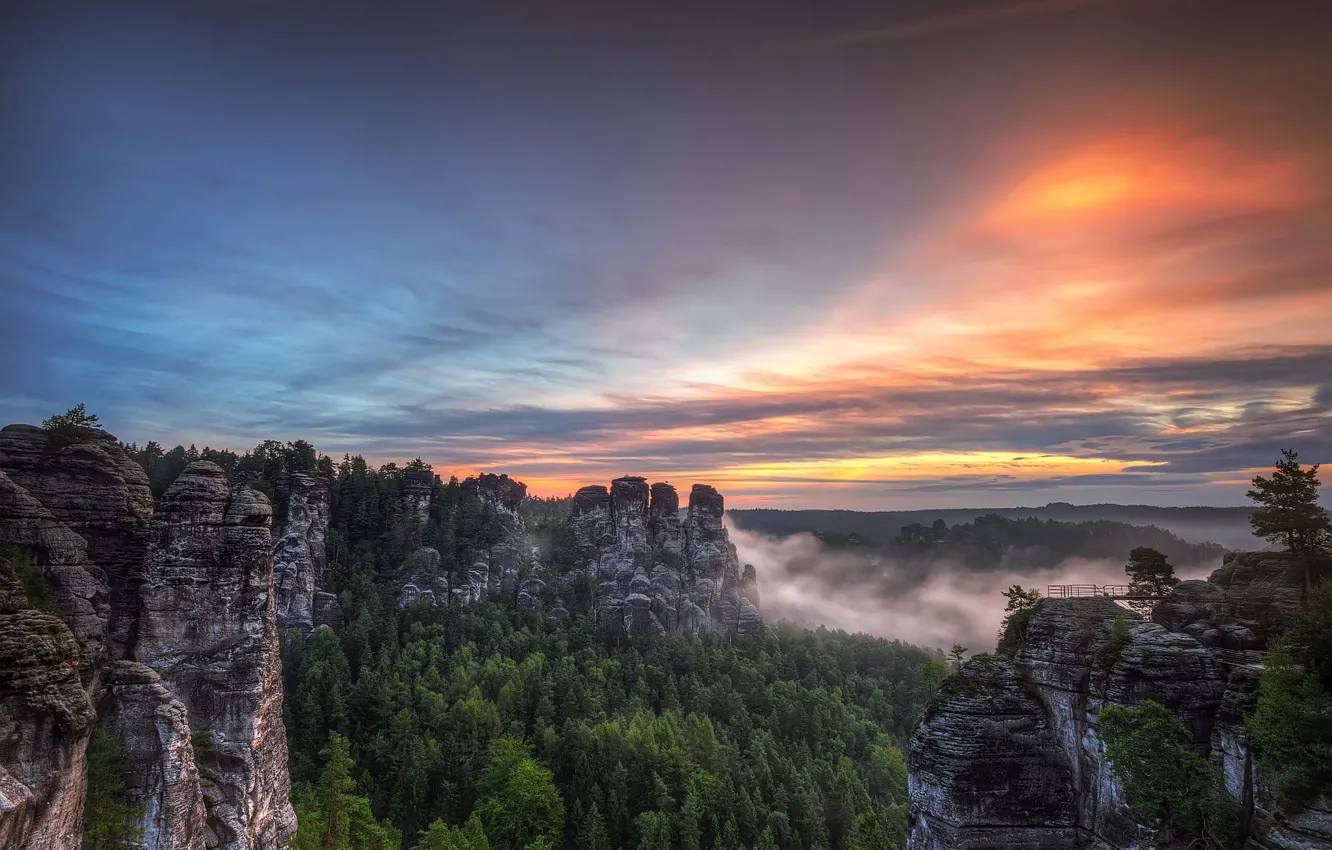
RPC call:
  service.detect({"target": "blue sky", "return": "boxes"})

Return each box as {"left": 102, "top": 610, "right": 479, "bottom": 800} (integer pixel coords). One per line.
{"left": 2, "top": 1, "right": 1331, "bottom": 507}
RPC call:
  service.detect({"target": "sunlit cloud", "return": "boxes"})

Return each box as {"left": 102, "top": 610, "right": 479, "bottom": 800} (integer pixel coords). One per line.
{"left": 3, "top": 3, "right": 1329, "bottom": 509}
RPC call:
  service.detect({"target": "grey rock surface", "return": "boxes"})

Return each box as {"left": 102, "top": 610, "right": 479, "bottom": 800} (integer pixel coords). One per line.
{"left": 908, "top": 551, "right": 1332, "bottom": 850}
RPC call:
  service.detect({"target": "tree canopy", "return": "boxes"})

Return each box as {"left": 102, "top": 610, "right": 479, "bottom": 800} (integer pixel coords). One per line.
{"left": 1247, "top": 449, "right": 1331, "bottom": 559}
{"left": 1124, "top": 547, "right": 1178, "bottom": 613}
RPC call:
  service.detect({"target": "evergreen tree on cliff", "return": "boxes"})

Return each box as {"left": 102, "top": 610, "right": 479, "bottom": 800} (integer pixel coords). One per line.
{"left": 1248, "top": 449, "right": 1331, "bottom": 589}
{"left": 1124, "top": 547, "right": 1178, "bottom": 613}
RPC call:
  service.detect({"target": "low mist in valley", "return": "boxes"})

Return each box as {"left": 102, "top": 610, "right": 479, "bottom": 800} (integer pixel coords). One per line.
{"left": 729, "top": 521, "right": 1222, "bottom": 652}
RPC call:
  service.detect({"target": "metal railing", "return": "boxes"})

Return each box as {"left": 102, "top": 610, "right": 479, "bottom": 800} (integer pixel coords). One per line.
{"left": 1047, "top": 584, "right": 1169, "bottom": 600}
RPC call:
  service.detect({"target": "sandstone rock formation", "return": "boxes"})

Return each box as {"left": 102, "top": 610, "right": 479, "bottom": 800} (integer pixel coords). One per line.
{"left": 137, "top": 463, "right": 295, "bottom": 850}
{"left": 396, "top": 473, "right": 529, "bottom": 609}
{"left": 907, "top": 551, "right": 1332, "bottom": 850}
{"left": 401, "top": 468, "right": 434, "bottom": 524}
{"left": 270, "top": 471, "right": 330, "bottom": 633}
{"left": 0, "top": 556, "right": 97, "bottom": 850}
{"left": 0, "top": 469, "right": 108, "bottom": 686}
{"left": 0, "top": 424, "right": 154, "bottom": 664}
{"left": 389, "top": 472, "right": 761, "bottom": 635}
{"left": 99, "top": 661, "right": 208, "bottom": 850}
{"left": 460, "top": 473, "right": 528, "bottom": 597}
{"left": 0, "top": 426, "right": 295, "bottom": 850}
{"left": 570, "top": 478, "right": 761, "bottom": 635}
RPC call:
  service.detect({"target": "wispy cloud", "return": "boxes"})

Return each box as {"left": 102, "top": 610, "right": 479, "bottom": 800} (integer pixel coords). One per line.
{"left": 1, "top": 1, "right": 1329, "bottom": 508}
{"left": 801, "top": 0, "right": 1106, "bottom": 48}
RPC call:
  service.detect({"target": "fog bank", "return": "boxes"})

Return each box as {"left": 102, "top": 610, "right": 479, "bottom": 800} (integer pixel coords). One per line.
{"left": 728, "top": 520, "right": 1219, "bottom": 652}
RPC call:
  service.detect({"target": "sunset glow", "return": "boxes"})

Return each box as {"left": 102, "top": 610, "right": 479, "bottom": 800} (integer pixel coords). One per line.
{"left": 4, "top": 1, "right": 1330, "bottom": 508}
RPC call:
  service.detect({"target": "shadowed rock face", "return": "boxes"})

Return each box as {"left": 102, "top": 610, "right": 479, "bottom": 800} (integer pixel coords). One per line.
{"left": 137, "top": 462, "right": 295, "bottom": 850}
{"left": 401, "top": 469, "right": 434, "bottom": 524}
{"left": 270, "top": 471, "right": 330, "bottom": 633}
{"left": 100, "top": 661, "right": 208, "bottom": 850}
{"left": 0, "top": 425, "right": 153, "bottom": 668}
{"left": 649, "top": 482, "right": 679, "bottom": 518}
{"left": 907, "top": 551, "right": 1331, "bottom": 850}
{"left": 569, "top": 479, "right": 761, "bottom": 635}
{"left": 0, "top": 557, "right": 97, "bottom": 850}
{"left": 0, "top": 435, "right": 298, "bottom": 850}
{"left": 0, "top": 469, "right": 108, "bottom": 686}
{"left": 462, "top": 473, "right": 527, "bottom": 515}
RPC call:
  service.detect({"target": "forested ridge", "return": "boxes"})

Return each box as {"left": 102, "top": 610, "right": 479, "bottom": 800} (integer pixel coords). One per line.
{"left": 126, "top": 439, "right": 941, "bottom": 850}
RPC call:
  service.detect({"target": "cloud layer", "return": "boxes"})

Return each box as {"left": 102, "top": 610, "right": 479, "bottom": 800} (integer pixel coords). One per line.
{"left": 2, "top": 1, "right": 1330, "bottom": 507}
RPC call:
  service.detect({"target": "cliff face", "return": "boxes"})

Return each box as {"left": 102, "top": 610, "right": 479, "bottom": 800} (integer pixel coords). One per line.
{"left": 137, "top": 463, "right": 295, "bottom": 850}
{"left": 0, "top": 555, "right": 97, "bottom": 850}
{"left": 570, "top": 478, "right": 762, "bottom": 635}
{"left": 907, "top": 551, "right": 1331, "bottom": 850}
{"left": 0, "top": 425, "right": 154, "bottom": 667}
{"left": 461, "top": 472, "right": 528, "bottom": 600}
{"left": 0, "top": 426, "right": 294, "bottom": 850}
{"left": 270, "top": 471, "right": 330, "bottom": 633}
{"left": 390, "top": 473, "right": 761, "bottom": 635}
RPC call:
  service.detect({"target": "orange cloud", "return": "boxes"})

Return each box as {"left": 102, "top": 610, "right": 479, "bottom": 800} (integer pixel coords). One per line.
{"left": 985, "top": 132, "right": 1311, "bottom": 231}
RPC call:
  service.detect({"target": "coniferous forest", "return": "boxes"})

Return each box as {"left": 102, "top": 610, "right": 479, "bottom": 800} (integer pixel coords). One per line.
{"left": 123, "top": 440, "right": 940, "bottom": 850}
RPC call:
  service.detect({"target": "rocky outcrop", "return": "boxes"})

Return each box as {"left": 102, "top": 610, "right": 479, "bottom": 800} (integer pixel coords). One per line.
{"left": 461, "top": 473, "right": 528, "bottom": 594}
{"left": 137, "top": 462, "right": 295, "bottom": 850}
{"left": 909, "top": 656, "right": 1078, "bottom": 850}
{"left": 401, "top": 469, "right": 434, "bottom": 525}
{"left": 0, "top": 424, "right": 154, "bottom": 664}
{"left": 570, "top": 478, "right": 761, "bottom": 635}
{"left": 312, "top": 592, "right": 343, "bottom": 633}
{"left": 270, "top": 471, "right": 330, "bottom": 633}
{"left": 397, "top": 474, "right": 530, "bottom": 609}
{"left": 907, "top": 551, "right": 1331, "bottom": 850}
{"left": 99, "top": 661, "right": 207, "bottom": 850}
{"left": 0, "top": 556, "right": 97, "bottom": 850}
{"left": 0, "top": 424, "right": 300, "bottom": 850}
{"left": 0, "top": 469, "right": 108, "bottom": 685}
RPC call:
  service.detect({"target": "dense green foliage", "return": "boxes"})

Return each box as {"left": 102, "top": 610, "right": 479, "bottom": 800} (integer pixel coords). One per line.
{"left": 123, "top": 438, "right": 326, "bottom": 498}
{"left": 1247, "top": 449, "right": 1332, "bottom": 561}
{"left": 1248, "top": 582, "right": 1332, "bottom": 806}
{"left": 1097, "top": 701, "right": 1237, "bottom": 848}
{"left": 283, "top": 603, "right": 929, "bottom": 850}
{"left": 83, "top": 724, "right": 144, "bottom": 850}
{"left": 292, "top": 732, "right": 402, "bottom": 850}
{"left": 267, "top": 450, "right": 936, "bottom": 850}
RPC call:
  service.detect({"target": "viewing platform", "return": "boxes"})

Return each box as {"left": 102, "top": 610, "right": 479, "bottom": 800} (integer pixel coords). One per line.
{"left": 1046, "top": 584, "right": 1170, "bottom": 601}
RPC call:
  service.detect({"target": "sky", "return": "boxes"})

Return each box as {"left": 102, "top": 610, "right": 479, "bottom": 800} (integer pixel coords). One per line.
{"left": 2, "top": 0, "right": 1331, "bottom": 509}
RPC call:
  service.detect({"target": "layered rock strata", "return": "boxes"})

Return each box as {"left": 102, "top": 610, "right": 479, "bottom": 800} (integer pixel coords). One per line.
{"left": 136, "top": 463, "right": 295, "bottom": 850}
{"left": 0, "top": 556, "right": 97, "bottom": 850}
{"left": 570, "top": 478, "right": 761, "bottom": 635}
{"left": 0, "top": 425, "right": 295, "bottom": 850}
{"left": 907, "top": 551, "right": 1332, "bottom": 850}
{"left": 270, "top": 471, "right": 330, "bottom": 633}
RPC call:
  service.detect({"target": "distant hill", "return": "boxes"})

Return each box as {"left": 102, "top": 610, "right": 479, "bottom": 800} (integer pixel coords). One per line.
{"left": 728, "top": 502, "right": 1259, "bottom": 550}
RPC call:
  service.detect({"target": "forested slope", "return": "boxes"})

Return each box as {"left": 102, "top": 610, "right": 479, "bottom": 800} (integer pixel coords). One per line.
{"left": 125, "top": 439, "right": 941, "bottom": 850}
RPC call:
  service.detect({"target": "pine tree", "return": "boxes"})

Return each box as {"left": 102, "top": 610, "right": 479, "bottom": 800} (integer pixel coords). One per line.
{"left": 1248, "top": 449, "right": 1332, "bottom": 589}
{"left": 83, "top": 724, "right": 144, "bottom": 850}
{"left": 1124, "top": 547, "right": 1178, "bottom": 613}
{"left": 948, "top": 644, "right": 968, "bottom": 671}
{"left": 577, "top": 802, "right": 612, "bottom": 850}
{"left": 634, "top": 811, "right": 671, "bottom": 850}
{"left": 43, "top": 402, "right": 101, "bottom": 432}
